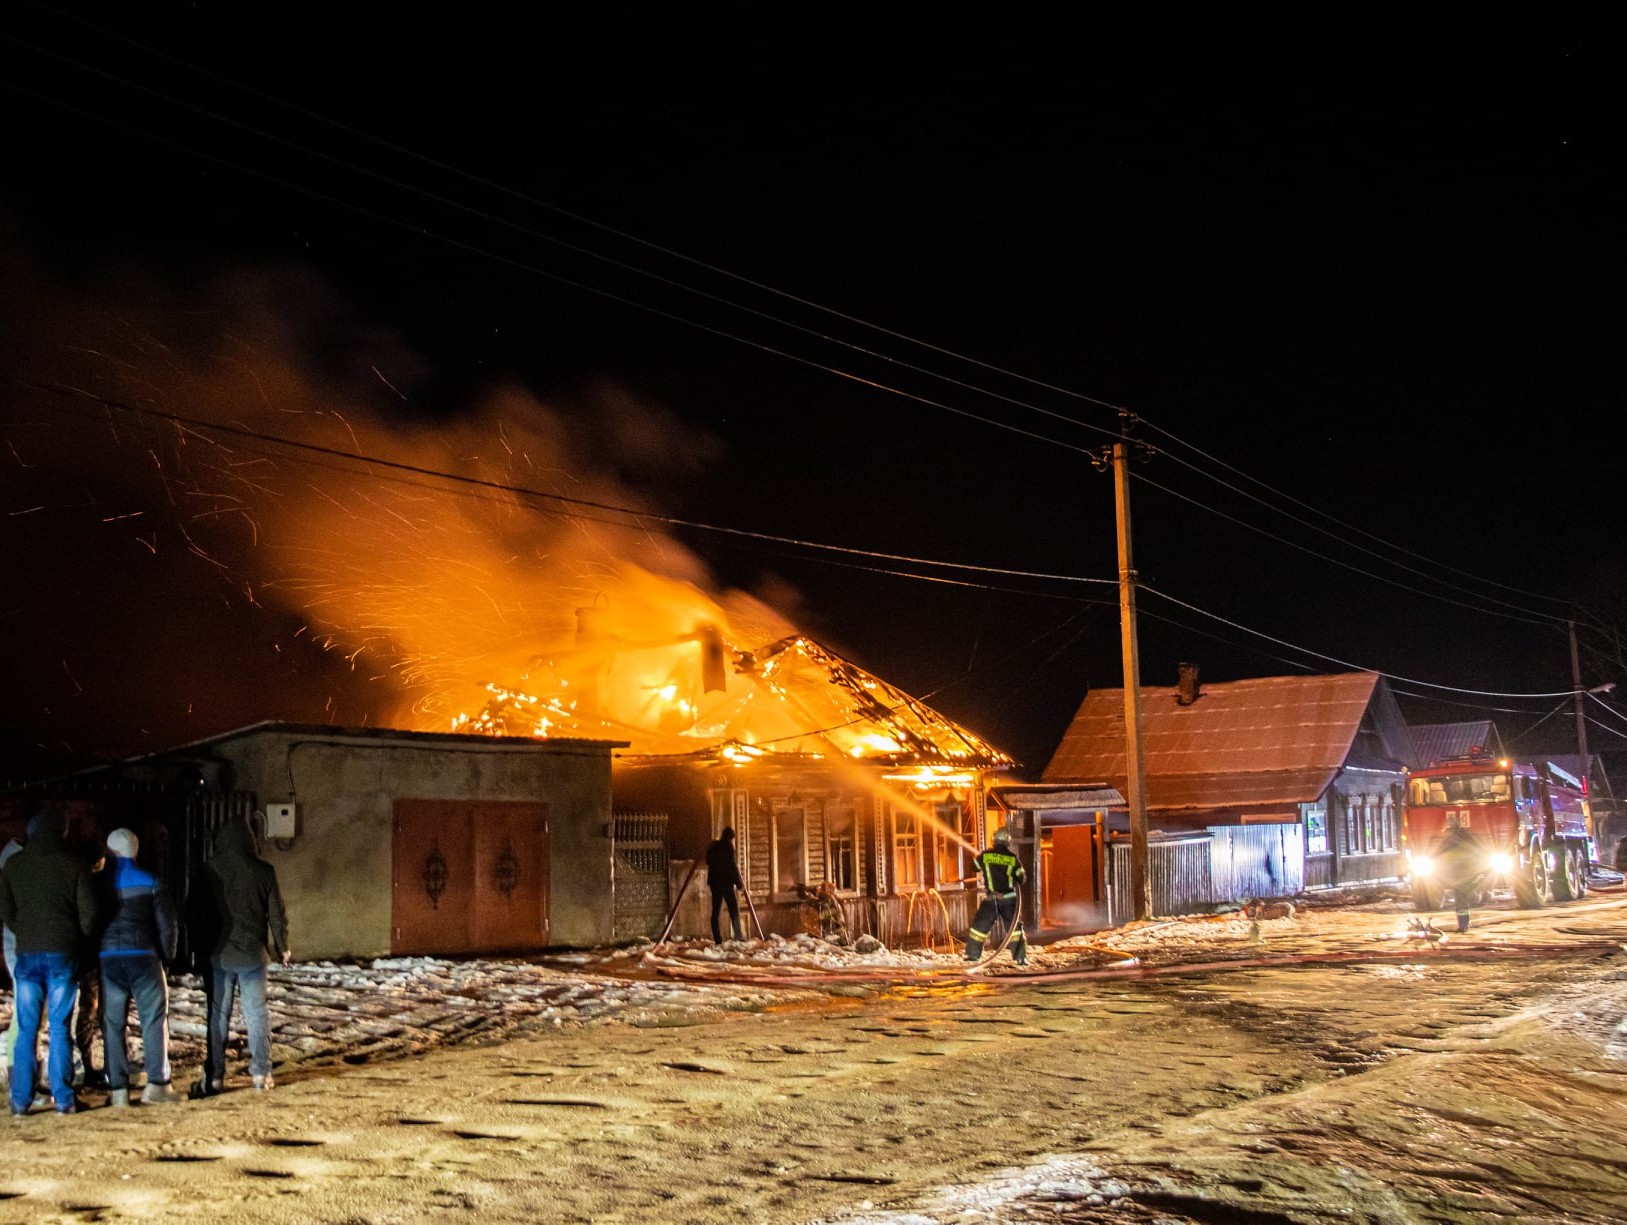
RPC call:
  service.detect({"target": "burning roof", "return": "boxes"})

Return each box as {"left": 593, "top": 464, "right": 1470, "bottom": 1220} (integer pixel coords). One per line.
{"left": 452, "top": 625, "right": 1014, "bottom": 771}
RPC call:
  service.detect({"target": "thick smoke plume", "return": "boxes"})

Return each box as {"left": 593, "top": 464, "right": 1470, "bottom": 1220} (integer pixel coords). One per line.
{"left": 0, "top": 239, "right": 793, "bottom": 760}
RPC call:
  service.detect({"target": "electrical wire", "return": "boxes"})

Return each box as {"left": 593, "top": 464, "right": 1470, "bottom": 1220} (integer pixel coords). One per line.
{"left": 1133, "top": 446, "right": 1568, "bottom": 624}
{"left": 1132, "top": 469, "right": 1561, "bottom": 628}
{"left": 1139, "top": 584, "right": 1586, "bottom": 699}
{"left": 37, "top": 379, "right": 1600, "bottom": 710}
{"left": 0, "top": 18, "right": 1581, "bottom": 625}
{"left": 4, "top": 18, "right": 1613, "bottom": 717}
{"left": 36, "top": 382, "right": 1121, "bottom": 589}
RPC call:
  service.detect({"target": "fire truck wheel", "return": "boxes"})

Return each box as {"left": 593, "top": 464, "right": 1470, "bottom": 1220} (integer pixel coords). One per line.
{"left": 1515, "top": 851, "right": 1548, "bottom": 909}
{"left": 1551, "top": 844, "right": 1582, "bottom": 902}
{"left": 1575, "top": 847, "right": 1589, "bottom": 898}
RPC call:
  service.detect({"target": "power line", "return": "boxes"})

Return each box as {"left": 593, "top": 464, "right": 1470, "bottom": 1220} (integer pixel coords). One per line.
{"left": 30, "top": 381, "right": 1592, "bottom": 712}
{"left": 1135, "top": 442, "right": 1568, "bottom": 623}
{"left": 1135, "top": 418, "right": 1578, "bottom": 612}
{"left": 1131, "top": 469, "right": 1561, "bottom": 628}
{"left": 1139, "top": 583, "right": 1583, "bottom": 699}
{"left": 37, "top": 381, "right": 1123, "bottom": 591}
{"left": 4, "top": 17, "right": 1606, "bottom": 714}
{"left": 1, "top": 18, "right": 1575, "bottom": 624}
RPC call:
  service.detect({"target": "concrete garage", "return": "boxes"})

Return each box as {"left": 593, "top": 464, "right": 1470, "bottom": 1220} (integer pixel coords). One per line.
{"left": 145, "top": 723, "right": 626, "bottom": 960}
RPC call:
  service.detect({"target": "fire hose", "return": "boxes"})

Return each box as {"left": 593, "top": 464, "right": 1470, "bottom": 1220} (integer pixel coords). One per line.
{"left": 648, "top": 938, "right": 1624, "bottom": 989}
{"left": 963, "top": 890, "right": 1023, "bottom": 975}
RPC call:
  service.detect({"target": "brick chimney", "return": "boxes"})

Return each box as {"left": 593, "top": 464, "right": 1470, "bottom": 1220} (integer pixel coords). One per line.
{"left": 1176, "top": 661, "right": 1201, "bottom": 706}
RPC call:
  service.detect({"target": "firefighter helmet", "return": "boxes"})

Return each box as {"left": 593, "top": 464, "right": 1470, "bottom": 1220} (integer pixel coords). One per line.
{"left": 992, "top": 826, "right": 1011, "bottom": 846}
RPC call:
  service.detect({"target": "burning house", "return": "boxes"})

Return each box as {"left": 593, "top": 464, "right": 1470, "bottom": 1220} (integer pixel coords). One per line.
{"left": 0, "top": 286, "right": 1019, "bottom": 953}
{"left": 458, "top": 605, "right": 1017, "bottom": 946}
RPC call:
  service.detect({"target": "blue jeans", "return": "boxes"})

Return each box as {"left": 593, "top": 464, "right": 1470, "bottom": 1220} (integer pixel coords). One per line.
{"left": 101, "top": 955, "right": 172, "bottom": 1090}
{"left": 2, "top": 941, "right": 20, "bottom": 1079}
{"left": 205, "top": 964, "right": 271, "bottom": 1083}
{"left": 10, "top": 952, "right": 79, "bottom": 1111}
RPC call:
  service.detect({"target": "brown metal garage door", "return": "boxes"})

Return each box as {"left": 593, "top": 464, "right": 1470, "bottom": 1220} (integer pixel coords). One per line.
{"left": 392, "top": 799, "right": 550, "bottom": 954}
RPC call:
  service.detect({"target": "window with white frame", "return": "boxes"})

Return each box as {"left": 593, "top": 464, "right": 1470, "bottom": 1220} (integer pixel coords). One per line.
{"left": 893, "top": 806, "right": 922, "bottom": 890}
{"left": 732, "top": 792, "right": 750, "bottom": 879}
{"left": 1304, "top": 801, "right": 1328, "bottom": 855}
{"left": 933, "top": 801, "right": 969, "bottom": 888}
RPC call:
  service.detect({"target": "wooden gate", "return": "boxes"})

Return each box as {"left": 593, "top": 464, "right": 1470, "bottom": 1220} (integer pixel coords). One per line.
{"left": 392, "top": 800, "right": 549, "bottom": 954}
{"left": 611, "top": 811, "right": 669, "bottom": 941}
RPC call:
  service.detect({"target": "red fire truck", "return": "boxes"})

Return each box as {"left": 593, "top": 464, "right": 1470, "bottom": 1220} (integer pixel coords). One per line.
{"left": 1402, "top": 751, "right": 1593, "bottom": 910}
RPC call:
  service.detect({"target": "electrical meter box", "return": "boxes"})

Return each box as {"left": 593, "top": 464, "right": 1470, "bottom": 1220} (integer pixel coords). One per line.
{"left": 263, "top": 803, "right": 299, "bottom": 840}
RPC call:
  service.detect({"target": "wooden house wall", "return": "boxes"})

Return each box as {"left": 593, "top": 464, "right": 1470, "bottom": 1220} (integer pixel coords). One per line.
{"left": 620, "top": 761, "right": 986, "bottom": 947}
{"left": 1307, "top": 778, "right": 1405, "bottom": 888}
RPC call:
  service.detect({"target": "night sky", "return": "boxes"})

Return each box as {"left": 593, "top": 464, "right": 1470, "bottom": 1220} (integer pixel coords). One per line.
{"left": 2, "top": 11, "right": 1619, "bottom": 779}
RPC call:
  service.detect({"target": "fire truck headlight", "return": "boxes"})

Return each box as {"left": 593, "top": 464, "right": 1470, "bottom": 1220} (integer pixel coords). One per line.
{"left": 1490, "top": 852, "right": 1514, "bottom": 875}
{"left": 1412, "top": 856, "right": 1435, "bottom": 879}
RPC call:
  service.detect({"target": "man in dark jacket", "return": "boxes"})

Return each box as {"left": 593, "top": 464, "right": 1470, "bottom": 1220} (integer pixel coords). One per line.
{"left": 190, "top": 814, "right": 289, "bottom": 1097}
{"left": 705, "top": 827, "right": 745, "bottom": 944}
{"left": 98, "top": 828, "right": 181, "bottom": 1106}
{"left": 0, "top": 805, "right": 97, "bottom": 1114}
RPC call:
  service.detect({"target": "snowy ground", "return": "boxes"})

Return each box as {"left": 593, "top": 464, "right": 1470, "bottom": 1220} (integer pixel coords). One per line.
{"left": 2, "top": 885, "right": 1625, "bottom": 1223}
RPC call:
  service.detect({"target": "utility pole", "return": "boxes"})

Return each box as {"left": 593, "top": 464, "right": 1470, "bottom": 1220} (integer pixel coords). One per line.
{"left": 1570, "top": 620, "right": 1591, "bottom": 819}
{"left": 1111, "top": 437, "right": 1152, "bottom": 921}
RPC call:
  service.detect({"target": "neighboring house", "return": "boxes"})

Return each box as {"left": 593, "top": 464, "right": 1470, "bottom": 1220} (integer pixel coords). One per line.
{"left": 1042, "top": 667, "right": 1420, "bottom": 916}
{"left": 2, "top": 724, "right": 626, "bottom": 959}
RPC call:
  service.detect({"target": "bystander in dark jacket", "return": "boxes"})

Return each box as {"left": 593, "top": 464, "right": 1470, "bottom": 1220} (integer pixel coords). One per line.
{"left": 0, "top": 806, "right": 96, "bottom": 1113}
{"left": 189, "top": 814, "right": 289, "bottom": 1096}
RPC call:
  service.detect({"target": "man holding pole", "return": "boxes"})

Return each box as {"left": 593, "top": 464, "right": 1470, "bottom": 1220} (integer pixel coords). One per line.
{"left": 705, "top": 827, "right": 745, "bottom": 944}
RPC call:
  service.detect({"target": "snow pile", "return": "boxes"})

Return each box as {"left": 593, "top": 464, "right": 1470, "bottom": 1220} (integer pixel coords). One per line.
{"left": 813, "top": 1155, "right": 1132, "bottom": 1223}
{"left": 637, "top": 932, "right": 960, "bottom": 975}
{"left": 2, "top": 954, "right": 819, "bottom": 1087}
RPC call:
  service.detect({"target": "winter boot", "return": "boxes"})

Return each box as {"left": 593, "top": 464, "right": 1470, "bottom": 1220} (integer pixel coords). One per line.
{"left": 1456, "top": 912, "right": 1471, "bottom": 934}
{"left": 188, "top": 1077, "right": 223, "bottom": 1100}
{"left": 141, "top": 1082, "right": 181, "bottom": 1105}
{"left": 108, "top": 1088, "right": 130, "bottom": 1108}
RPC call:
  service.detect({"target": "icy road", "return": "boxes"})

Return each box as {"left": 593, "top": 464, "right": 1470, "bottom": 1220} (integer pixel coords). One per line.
{"left": 3, "top": 890, "right": 1625, "bottom": 1223}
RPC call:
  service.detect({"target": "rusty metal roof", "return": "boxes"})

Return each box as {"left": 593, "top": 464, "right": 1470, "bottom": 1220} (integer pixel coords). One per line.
{"left": 1042, "top": 672, "right": 1392, "bottom": 810}
{"left": 1410, "top": 720, "right": 1503, "bottom": 766}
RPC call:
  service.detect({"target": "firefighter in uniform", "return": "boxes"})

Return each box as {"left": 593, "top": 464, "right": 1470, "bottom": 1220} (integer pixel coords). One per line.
{"left": 1431, "top": 811, "right": 1487, "bottom": 934}
{"left": 966, "top": 826, "right": 1027, "bottom": 966}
